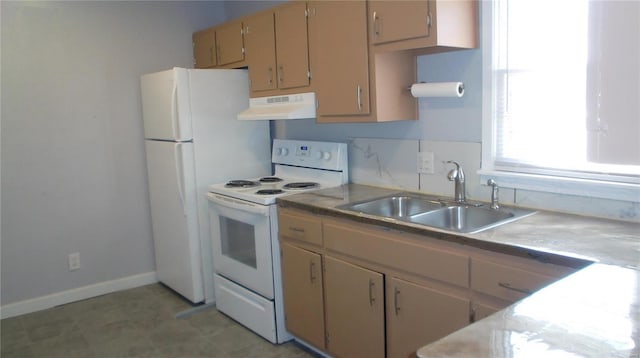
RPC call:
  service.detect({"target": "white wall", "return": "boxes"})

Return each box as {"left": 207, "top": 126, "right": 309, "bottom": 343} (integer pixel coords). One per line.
{"left": 1, "top": 1, "right": 226, "bottom": 308}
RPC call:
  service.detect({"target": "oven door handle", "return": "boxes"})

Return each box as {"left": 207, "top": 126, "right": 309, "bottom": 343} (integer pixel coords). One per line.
{"left": 207, "top": 193, "right": 271, "bottom": 216}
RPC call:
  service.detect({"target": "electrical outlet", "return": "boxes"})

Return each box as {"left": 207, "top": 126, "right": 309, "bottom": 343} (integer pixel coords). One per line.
{"left": 417, "top": 152, "right": 435, "bottom": 174}
{"left": 68, "top": 252, "right": 80, "bottom": 271}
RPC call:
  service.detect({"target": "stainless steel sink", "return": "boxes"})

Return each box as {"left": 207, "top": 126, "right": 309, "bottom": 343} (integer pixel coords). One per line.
{"left": 408, "top": 205, "right": 533, "bottom": 233}
{"left": 338, "top": 194, "right": 535, "bottom": 234}
{"left": 338, "top": 195, "right": 444, "bottom": 218}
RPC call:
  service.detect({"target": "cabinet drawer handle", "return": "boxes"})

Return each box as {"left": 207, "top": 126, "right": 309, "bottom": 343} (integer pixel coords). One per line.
{"left": 289, "top": 226, "right": 305, "bottom": 233}
{"left": 373, "top": 11, "right": 380, "bottom": 37}
{"left": 278, "top": 65, "right": 284, "bottom": 83}
{"left": 310, "top": 261, "right": 316, "bottom": 283}
{"left": 394, "top": 287, "right": 400, "bottom": 315}
{"left": 368, "top": 279, "right": 375, "bottom": 306}
{"left": 356, "top": 85, "right": 362, "bottom": 111}
{"left": 427, "top": 12, "right": 432, "bottom": 28}
{"left": 498, "top": 282, "right": 532, "bottom": 295}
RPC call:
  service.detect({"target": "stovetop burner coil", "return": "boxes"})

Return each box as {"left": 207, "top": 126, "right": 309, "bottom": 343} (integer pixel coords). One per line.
{"left": 256, "top": 189, "right": 285, "bottom": 195}
{"left": 225, "top": 180, "right": 260, "bottom": 188}
{"left": 259, "top": 177, "right": 284, "bottom": 183}
{"left": 282, "top": 182, "right": 320, "bottom": 190}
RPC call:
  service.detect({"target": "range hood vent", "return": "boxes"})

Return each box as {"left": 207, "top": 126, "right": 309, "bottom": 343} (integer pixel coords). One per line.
{"left": 237, "top": 92, "right": 316, "bottom": 120}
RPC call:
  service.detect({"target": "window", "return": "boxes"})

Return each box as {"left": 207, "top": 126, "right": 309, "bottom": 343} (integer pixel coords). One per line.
{"left": 482, "top": 0, "right": 640, "bottom": 201}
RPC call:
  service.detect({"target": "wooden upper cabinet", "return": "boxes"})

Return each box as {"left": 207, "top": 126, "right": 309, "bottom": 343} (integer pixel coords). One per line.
{"left": 274, "top": 1, "right": 311, "bottom": 90}
{"left": 244, "top": 11, "right": 277, "bottom": 93}
{"left": 193, "top": 27, "right": 216, "bottom": 68}
{"left": 370, "top": 1, "right": 433, "bottom": 45}
{"left": 324, "top": 256, "right": 385, "bottom": 358}
{"left": 215, "top": 19, "right": 245, "bottom": 66}
{"left": 308, "top": 1, "right": 370, "bottom": 118}
{"left": 368, "top": 0, "right": 478, "bottom": 53}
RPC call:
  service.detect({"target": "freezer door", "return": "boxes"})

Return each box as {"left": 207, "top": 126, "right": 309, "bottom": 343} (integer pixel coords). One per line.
{"left": 145, "top": 140, "right": 204, "bottom": 303}
{"left": 140, "top": 68, "right": 193, "bottom": 141}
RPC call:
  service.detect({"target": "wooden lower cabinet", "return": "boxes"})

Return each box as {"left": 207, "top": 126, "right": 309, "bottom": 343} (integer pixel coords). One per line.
{"left": 278, "top": 207, "right": 578, "bottom": 358}
{"left": 387, "top": 277, "right": 470, "bottom": 358}
{"left": 324, "top": 256, "right": 385, "bottom": 358}
{"left": 280, "top": 242, "right": 325, "bottom": 350}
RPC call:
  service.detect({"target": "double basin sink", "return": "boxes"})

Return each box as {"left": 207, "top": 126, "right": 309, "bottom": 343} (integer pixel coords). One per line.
{"left": 337, "top": 194, "right": 535, "bottom": 234}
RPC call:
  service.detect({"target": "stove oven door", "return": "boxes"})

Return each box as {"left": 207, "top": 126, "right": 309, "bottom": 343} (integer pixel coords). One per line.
{"left": 207, "top": 193, "right": 275, "bottom": 299}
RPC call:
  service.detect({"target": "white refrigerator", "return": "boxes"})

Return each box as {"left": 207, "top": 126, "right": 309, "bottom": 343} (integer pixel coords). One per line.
{"left": 140, "top": 68, "right": 271, "bottom": 303}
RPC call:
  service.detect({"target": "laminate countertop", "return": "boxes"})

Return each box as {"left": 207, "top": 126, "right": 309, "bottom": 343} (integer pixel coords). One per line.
{"left": 276, "top": 184, "right": 640, "bottom": 358}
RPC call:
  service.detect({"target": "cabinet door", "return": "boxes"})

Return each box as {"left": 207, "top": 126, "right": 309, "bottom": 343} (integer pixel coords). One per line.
{"left": 387, "top": 277, "right": 470, "bottom": 358}
{"left": 324, "top": 256, "right": 385, "bottom": 358}
{"left": 274, "top": 2, "right": 310, "bottom": 89}
{"left": 244, "top": 12, "right": 277, "bottom": 93}
{"left": 215, "top": 19, "right": 245, "bottom": 66}
{"left": 309, "top": 1, "right": 370, "bottom": 116}
{"left": 192, "top": 28, "right": 216, "bottom": 68}
{"left": 369, "top": 0, "right": 434, "bottom": 46}
{"left": 280, "top": 243, "right": 325, "bottom": 350}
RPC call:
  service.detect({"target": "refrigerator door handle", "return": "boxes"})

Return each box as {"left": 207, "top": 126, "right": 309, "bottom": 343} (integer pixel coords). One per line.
{"left": 174, "top": 143, "right": 187, "bottom": 216}
{"left": 170, "top": 83, "right": 179, "bottom": 140}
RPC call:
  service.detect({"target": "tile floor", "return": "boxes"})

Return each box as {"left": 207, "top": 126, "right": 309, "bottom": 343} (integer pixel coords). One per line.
{"left": 0, "top": 284, "right": 319, "bottom": 358}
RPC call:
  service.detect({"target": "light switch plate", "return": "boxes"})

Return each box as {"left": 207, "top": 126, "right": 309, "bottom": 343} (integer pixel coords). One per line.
{"left": 417, "top": 152, "right": 435, "bottom": 174}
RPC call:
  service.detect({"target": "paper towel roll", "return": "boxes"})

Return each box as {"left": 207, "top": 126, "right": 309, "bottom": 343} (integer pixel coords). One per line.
{"left": 410, "top": 82, "right": 464, "bottom": 98}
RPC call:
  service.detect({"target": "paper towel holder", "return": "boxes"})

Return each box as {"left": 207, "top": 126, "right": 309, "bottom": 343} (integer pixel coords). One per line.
{"left": 407, "top": 81, "right": 465, "bottom": 98}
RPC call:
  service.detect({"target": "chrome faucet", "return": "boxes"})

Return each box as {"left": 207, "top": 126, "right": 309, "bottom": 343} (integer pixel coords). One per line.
{"left": 487, "top": 179, "right": 500, "bottom": 210}
{"left": 446, "top": 161, "right": 466, "bottom": 203}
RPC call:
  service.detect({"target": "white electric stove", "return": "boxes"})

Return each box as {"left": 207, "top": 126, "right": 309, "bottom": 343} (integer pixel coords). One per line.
{"left": 206, "top": 139, "right": 348, "bottom": 344}
{"left": 208, "top": 139, "right": 348, "bottom": 205}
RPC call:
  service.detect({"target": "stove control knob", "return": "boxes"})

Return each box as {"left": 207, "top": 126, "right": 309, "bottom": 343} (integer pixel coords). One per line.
{"left": 323, "top": 151, "right": 332, "bottom": 160}
{"left": 315, "top": 151, "right": 323, "bottom": 159}
{"left": 277, "top": 147, "right": 289, "bottom": 156}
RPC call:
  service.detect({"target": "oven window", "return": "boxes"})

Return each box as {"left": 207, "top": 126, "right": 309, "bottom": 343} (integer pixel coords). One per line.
{"left": 219, "top": 216, "right": 257, "bottom": 269}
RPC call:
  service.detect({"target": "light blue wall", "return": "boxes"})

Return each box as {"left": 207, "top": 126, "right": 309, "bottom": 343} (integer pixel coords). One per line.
{"left": 1, "top": 0, "right": 227, "bottom": 306}
{"left": 223, "top": 0, "right": 285, "bottom": 20}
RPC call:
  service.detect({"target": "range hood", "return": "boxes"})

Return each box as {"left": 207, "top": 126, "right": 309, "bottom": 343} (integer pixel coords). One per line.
{"left": 237, "top": 92, "right": 316, "bottom": 120}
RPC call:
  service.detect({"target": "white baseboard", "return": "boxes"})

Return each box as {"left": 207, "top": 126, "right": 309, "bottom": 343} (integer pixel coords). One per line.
{"left": 0, "top": 272, "right": 158, "bottom": 319}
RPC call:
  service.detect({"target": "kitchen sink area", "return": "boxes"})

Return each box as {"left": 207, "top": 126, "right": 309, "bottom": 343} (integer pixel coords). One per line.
{"left": 337, "top": 194, "right": 536, "bottom": 234}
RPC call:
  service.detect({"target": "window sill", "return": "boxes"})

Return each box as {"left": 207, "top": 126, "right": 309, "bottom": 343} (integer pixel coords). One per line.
{"left": 478, "top": 170, "right": 640, "bottom": 202}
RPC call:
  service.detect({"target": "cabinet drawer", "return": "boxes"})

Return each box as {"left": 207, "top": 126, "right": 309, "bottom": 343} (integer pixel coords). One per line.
{"left": 324, "top": 222, "right": 469, "bottom": 288}
{"left": 471, "top": 258, "right": 558, "bottom": 302}
{"left": 278, "top": 209, "right": 323, "bottom": 246}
